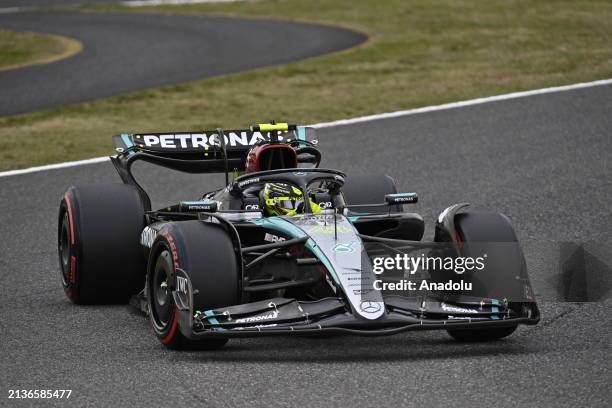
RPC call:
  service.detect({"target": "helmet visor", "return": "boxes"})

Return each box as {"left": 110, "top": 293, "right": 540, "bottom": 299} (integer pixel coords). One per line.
{"left": 267, "top": 196, "right": 304, "bottom": 211}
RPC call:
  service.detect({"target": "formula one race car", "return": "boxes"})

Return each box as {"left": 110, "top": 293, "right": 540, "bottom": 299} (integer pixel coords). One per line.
{"left": 58, "top": 123, "right": 539, "bottom": 349}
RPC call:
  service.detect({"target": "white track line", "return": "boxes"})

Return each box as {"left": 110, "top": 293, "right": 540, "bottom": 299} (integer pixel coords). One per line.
{"left": 122, "top": 0, "right": 243, "bottom": 7}
{"left": 312, "top": 78, "right": 612, "bottom": 128}
{"left": 1, "top": 78, "right": 610, "bottom": 178}
{"left": 0, "top": 7, "right": 25, "bottom": 14}
{"left": 0, "top": 157, "right": 110, "bottom": 178}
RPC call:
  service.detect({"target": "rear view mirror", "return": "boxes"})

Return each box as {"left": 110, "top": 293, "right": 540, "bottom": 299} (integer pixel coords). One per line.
{"left": 385, "top": 193, "right": 418, "bottom": 205}
{"left": 179, "top": 200, "right": 218, "bottom": 213}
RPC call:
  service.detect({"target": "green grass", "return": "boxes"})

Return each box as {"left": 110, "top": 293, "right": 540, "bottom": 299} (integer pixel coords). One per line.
{"left": 1, "top": 0, "right": 612, "bottom": 171}
{"left": 0, "top": 30, "right": 75, "bottom": 71}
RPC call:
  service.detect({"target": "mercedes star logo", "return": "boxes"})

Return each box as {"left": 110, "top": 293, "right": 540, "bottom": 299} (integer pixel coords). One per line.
{"left": 360, "top": 301, "right": 382, "bottom": 314}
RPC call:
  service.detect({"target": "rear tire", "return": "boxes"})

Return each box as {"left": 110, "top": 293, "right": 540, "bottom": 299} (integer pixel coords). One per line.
{"left": 342, "top": 174, "right": 402, "bottom": 213}
{"left": 148, "top": 221, "right": 239, "bottom": 350}
{"left": 445, "top": 211, "right": 521, "bottom": 341}
{"left": 58, "top": 184, "right": 146, "bottom": 304}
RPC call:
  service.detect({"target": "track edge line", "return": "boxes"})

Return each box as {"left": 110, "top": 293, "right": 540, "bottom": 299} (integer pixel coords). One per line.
{"left": 312, "top": 78, "right": 612, "bottom": 128}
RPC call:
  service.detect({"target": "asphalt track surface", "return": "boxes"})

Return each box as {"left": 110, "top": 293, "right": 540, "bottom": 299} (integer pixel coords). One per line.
{"left": 0, "top": 10, "right": 364, "bottom": 116}
{"left": 1, "top": 82, "right": 611, "bottom": 407}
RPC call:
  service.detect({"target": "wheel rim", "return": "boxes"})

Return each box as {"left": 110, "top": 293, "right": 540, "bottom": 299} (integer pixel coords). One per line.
{"left": 59, "top": 212, "right": 71, "bottom": 286}
{"left": 151, "top": 250, "right": 173, "bottom": 328}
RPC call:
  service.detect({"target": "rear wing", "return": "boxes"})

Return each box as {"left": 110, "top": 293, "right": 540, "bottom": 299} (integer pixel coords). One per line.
{"left": 113, "top": 126, "right": 314, "bottom": 170}
{"left": 110, "top": 125, "right": 316, "bottom": 210}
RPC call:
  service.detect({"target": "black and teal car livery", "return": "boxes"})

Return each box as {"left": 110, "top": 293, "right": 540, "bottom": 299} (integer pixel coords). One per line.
{"left": 58, "top": 123, "right": 539, "bottom": 349}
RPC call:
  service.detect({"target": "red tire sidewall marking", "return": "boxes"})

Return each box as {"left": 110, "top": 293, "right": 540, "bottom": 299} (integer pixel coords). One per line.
{"left": 69, "top": 255, "right": 77, "bottom": 285}
{"left": 63, "top": 193, "right": 77, "bottom": 299}
{"left": 63, "top": 193, "right": 75, "bottom": 245}
{"left": 157, "top": 231, "right": 181, "bottom": 344}
{"left": 160, "top": 309, "right": 179, "bottom": 345}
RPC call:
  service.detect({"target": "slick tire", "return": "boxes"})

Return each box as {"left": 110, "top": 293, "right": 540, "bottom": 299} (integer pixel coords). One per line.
{"left": 58, "top": 184, "right": 146, "bottom": 304}
{"left": 148, "top": 221, "right": 239, "bottom": 350}
{"left": 342, "top": 174, "right": 402, "bottom": 213}
{"left": 446, "top": 211, "right": 520, "bottom": 341}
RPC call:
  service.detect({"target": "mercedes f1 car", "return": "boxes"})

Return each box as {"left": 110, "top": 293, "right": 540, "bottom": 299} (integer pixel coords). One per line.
{"left": 58, "top": 123, "right": 539, "bottom": 349}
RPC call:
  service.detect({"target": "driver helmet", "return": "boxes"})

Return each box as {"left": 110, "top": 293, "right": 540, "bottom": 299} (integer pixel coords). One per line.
{"left": 262, "top": 183, "right": 322, "bottom": 216}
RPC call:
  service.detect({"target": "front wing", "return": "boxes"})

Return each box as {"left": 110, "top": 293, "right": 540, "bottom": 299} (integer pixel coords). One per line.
{"left": 172, "top": 268, "right": 539, "bottom": 339}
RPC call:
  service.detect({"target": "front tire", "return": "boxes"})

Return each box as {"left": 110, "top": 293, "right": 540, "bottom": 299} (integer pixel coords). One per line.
{"left": 444, "top": 211, "right": 521, "bottom": 341}
{"left": 148, "top": 221, "right": 240, "bottom": 350}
